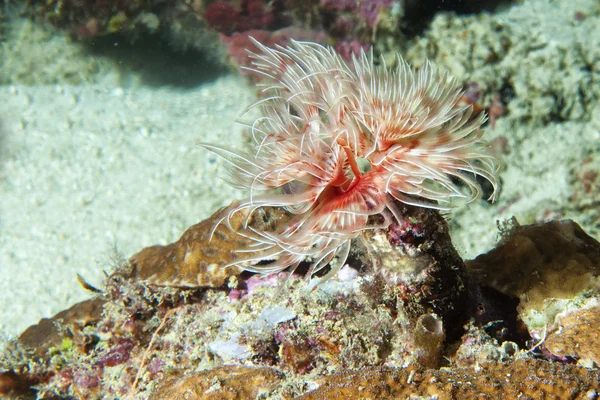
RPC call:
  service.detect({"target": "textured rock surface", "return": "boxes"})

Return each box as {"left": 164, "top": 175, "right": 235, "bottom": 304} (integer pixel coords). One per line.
{"left": 0, "top": 298, "right": 105, "bottom": 398}
{"left": 467, "top": 219, "right": 600, "bottom": 334}
{"left": 467, "top": 219, "right": 600, "bottom": 304}
{"left": 299, "top": 359, "right": 600, "bottom": 399}
{"left": 150, "top": 366, "right": 284, "bottom": 400}
{"left": 545, "top": 305, "right": 600, "bottom": 368}
{"left": 130, "top": 205, "right": 292, "bottom": 287}
{"left": 406, "top": 0, "right": 600, "bottom": 123}
{"left": 1, "top": 216, "right": 600, "bottom": 399}
{"left": 0, "top": 202, "right": 478, "bottom": 398}
{"left": 16, "top": 298, "right": 105, "bottom": 361}
{"left": 360, "top": 204, "right": 470, "bottom": 341}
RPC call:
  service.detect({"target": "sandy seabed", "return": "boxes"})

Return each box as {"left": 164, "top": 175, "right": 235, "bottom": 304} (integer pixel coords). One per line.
{"left": 0, "top": 78, "right": 254, "bottom": 339}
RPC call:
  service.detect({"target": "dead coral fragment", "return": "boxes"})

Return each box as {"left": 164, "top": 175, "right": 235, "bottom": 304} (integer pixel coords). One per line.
{"left": 129, "top": 205, "right": 292, "bottom": 287}
{"left": 0, "top": 298, "right": 105, "bottom": 398}
{"left": 15, "top": 298, "right": 105, "bottom": 362}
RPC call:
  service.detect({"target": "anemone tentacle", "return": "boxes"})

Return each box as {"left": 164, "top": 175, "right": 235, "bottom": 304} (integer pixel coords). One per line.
{"left": 203, "top": 40, "right": 501, "bottom": 283}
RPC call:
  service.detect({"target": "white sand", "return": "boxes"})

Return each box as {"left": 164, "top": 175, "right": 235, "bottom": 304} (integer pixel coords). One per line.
{"left": 0, "top": 79, "right": 254, "bottom": 339}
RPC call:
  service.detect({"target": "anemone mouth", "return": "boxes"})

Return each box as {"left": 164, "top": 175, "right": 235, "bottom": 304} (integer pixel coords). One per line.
{"left": 356, "top": 157, "right": 372, "bottom": 174}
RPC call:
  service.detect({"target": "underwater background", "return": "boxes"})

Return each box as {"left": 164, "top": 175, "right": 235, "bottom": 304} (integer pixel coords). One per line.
{"left": 0, "top": 0, "right": 599, "bottom": 398}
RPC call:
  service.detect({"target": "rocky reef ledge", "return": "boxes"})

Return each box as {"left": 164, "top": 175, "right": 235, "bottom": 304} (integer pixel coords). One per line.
{"left": 1, "top": 203, "right": 599, "bottom": 399}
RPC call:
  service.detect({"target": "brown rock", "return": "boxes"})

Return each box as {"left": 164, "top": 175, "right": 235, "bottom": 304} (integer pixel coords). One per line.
{"left": 18, "top": 297, "right": 105, "bottom": 361}
{"left": 129, "top": 204, "right": 292, "bottom": 287}
{"left": 545, "top": 305, "right": 600, "bottom": 368}
{"left": 0, "top": 298, "right": 105, "bottom": 398}
{"left": 150, "top": 366, "right": 284, "bottom": 399}
{"left": 467, "top": 219, "right": 600, "bottom": 313}
{"left": 299, "top": 359, "right": 600, "bottom": 399}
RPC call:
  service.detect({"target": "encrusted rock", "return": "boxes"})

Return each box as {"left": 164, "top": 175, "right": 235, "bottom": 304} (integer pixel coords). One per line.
{"left": 15, "top": 298, "right": 105, "bottom": 361}
{"left": 299, "top": 359, "right": 600, "bottom": 399}
{"left": 129, "top": 205, "right": 292, "bottom": 287}
{"left": 545, "top": 305, "right": 600, "bottom": 368}
{"left": 150, "top": 365, "right": 283, "bottom": 400}
{"left": 467, "top": 219, "right": 600, "bottom": 335}
{"left": 0, "top": 298, "right": 105, "bottom": 398}
{"left": 150, "top": 366, "right": 284, "bottom": 400}
{"left": 6, "top": 209, "right": 600, "bottom": 399}
{"left": 360, "top": 204, "right": 470, "bottom": 341}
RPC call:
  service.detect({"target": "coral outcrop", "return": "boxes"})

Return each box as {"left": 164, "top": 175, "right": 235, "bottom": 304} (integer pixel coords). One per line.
{"left": 298, "top": 359, "right": 600, "bottom": 399}
{"left": 148, "top": 359, "right": 600, "bottom": 399}
{"left": 2, "top": 204, "right": 600, "bottom": 399}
